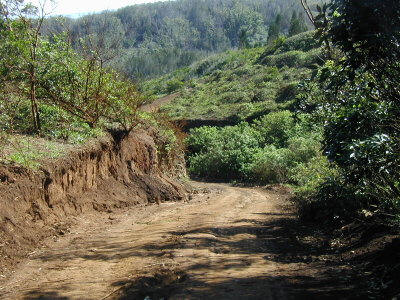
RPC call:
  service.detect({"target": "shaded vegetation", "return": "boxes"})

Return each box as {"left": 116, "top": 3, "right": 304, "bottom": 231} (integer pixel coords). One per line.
{"left": 295, "top": 0, "right": 400, "bottom": 226}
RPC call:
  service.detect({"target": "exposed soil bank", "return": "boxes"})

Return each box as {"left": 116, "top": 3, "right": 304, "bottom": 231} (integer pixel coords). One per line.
{"left": 0, "top": 128, "right": 188, "bottom": 278}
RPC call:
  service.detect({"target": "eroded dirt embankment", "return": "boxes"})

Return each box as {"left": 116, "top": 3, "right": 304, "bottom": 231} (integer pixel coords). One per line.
{"left": 0, "top": 128, "right": 188, "bottom": 277}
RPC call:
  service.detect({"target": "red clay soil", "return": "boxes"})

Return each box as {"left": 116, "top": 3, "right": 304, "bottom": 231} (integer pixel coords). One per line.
{"left": 0, "top": 127, "right": 188, "bottom": 280}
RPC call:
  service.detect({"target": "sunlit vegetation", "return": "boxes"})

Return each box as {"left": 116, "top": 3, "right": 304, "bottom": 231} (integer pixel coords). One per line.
{"left": 142, "top": 31, "right": 332, "bottom": 201}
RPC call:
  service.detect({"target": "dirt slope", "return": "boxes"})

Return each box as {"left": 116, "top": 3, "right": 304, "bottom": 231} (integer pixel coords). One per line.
{"left": 0, "top": 128, "right": 187, "bottom": 279}
{"left": 0, "top": 183, "right": 360, "bottom": 300}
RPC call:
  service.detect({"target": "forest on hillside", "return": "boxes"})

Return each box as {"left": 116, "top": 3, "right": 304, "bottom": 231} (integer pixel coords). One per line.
{"left": 43, "top": 0, "right": 315, "bottom": 78}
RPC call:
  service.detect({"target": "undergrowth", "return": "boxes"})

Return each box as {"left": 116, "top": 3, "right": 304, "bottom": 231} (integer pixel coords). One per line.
{"left": 141, "top": 32, "right": 323, "bottom": 122}
{"left": 0, "top": 133, "right": 75, "bottom": 169}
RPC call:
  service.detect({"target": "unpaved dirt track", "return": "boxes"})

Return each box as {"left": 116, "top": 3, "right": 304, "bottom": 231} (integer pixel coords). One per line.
{"left": 0, "top": 183, "right": 352, "bottom": 300}
{"left": 141, "top": 93, "right": 180, "bottom": 113}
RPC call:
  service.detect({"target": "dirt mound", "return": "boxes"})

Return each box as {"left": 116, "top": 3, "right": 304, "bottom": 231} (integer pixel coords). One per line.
{"left": 0, "top": 128, "right": 188, "bottom": 277}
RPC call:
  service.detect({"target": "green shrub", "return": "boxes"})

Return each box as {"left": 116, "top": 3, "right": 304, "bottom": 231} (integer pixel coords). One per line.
{"left": 252, "top": 67, "right": 280, "bottom": 84}
{"left": 276, "top": 31, "right": 320, "bottom": 53}
{"left": 258, "top": 32, "right": 320, "bottom": 63}
{"left": 0, "top": 91, "right": 32, "bottom": 133}
{"left": 186, "top": 111, "right": 325, "bottom": 186}
{"left": 253, "top": 110, "right": 294, "bottom": 147}
{"left": 286, "top": 133, "right": 321, "bottom": 163}
{"left": 232, "top": 64, "right": 253, "bottom": 77}
{"left": 220, "top": 91, "right": 252, "bottom": 103}
{"left": 276, "top": 82, "right": 298, "bottom": 103}
{"left": 186, "top": 126, "right": 220, "bottom": 154}
{"left": 290, "top": 155, "right": 338, "bottom": 199}
{"left": 191, "top": 54, "right": 228, "bottom": 76}
{"left": 249, "top": 145, "right": 291, "bottom": 183}
{"left": 251, "top": 87, "right": 276, "bottom": 102}
{"left": 262, "top": 51, "right": 305, "bottom": 68}
{"left": 297, "top": 177, "right": 373, "bottom": 224}
{"left": 187, "top": 123, "right": 260, "bottom": 180}
{"left": 301, "top": 48, "right": 324, "bottom": 67}
{"left": 258, "top": 36, "right": 286, "bottom": 59}
{"left": 165, "top": 79, "right": 184, "bottom": 93}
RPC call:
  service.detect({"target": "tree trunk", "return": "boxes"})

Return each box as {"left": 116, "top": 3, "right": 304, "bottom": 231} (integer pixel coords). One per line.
{"left": 30, "top": 68, "right": 40, "bottom": 133}
{"left": 300, "top": 0, "right": 332, "bottom": 58}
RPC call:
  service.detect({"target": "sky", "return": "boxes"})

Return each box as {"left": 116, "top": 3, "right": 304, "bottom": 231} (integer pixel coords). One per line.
{"left": 31, "top": 0, "right": 168, "bottom": 17}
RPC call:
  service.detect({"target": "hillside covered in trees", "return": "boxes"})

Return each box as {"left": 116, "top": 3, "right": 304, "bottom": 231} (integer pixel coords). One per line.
{"left": 43, "top": 0, "right": 317, "bottom": 78}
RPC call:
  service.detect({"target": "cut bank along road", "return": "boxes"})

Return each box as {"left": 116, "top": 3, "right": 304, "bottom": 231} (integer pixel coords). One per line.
{"left": 0, "top": 183, "right": 351, "bottom": 300}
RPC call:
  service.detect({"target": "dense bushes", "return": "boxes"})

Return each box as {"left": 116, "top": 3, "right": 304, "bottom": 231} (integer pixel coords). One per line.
{"left": 261, "top": 48, "right": 323, "bottom": 69}
{"left": 188, "top": 123, "right": 259, "bottom": 180}
{"left": 294, "top": 0, "right": 400, "bottom": 224}
{"left": 253, "top": 111, "right": 294, "bottom": 147}
{"left": 186, "top": 111, "right": 333, "bottom": 187}
{"left": 249, "top": 146, "right": 291, "bottom": 183}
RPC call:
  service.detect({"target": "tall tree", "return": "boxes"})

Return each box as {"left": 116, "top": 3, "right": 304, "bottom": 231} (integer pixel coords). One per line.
{"left": 289, "top": 11, "right": 307, "bottom": 36}
{"left": 0, "top": 0, "right": 53, "bottom": 133}
{"left": 268, "top": 14, "right": 282, "bottom": 42}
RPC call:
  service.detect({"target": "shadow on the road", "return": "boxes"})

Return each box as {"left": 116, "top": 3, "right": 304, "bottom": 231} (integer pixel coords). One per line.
{"left": 24, "top": 212, "right": 366, "bottom": 299}
{"left": 108, "top": 273, "right": 355, "bottom": 300}
{"left": 22, "top": 291, "right": 69, "bottom": 300}
{"left": 32, "top": 216, "right": 323, "bottom": 264}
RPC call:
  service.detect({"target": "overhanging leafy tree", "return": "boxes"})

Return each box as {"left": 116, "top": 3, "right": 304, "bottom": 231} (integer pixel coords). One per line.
{"left": 314, "top": 0, "right": 400, "bottom": 211}
{"left": 328, "top": 0, "right": 400, "bottom": 94}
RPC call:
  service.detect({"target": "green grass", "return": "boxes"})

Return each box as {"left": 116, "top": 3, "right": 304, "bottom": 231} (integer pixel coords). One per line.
{"left": 0, "top": 133, "right": 90, "bottom": 169}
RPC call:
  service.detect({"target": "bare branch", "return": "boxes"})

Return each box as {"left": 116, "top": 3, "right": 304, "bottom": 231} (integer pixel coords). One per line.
{"left": 300, "top": 0, "right": 316, "bottom": 28}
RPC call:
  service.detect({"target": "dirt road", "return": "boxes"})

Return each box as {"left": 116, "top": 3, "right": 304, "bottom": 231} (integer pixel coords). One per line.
{"left": 0, "top": 183, "right": 353, "bottom": 300}
{"left": 141, "top": 93, "right": 180, "bottom": 113}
